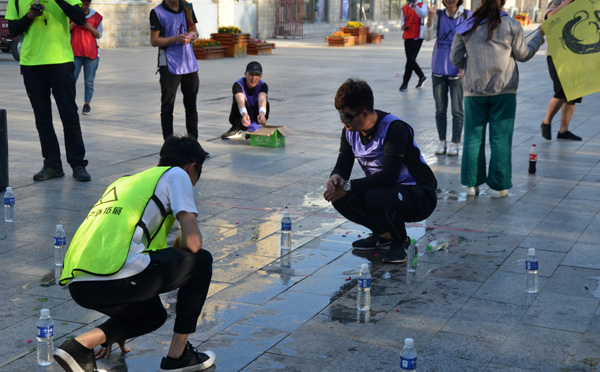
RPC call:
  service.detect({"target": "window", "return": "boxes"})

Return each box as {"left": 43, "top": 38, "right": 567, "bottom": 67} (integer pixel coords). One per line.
{"left": 303, "top": 0, "right": 328, "bottom": 22}
{"left": 383, "top": 0, "right": 401, "bottom": 19}
{"left": 341, "top": 0, "right": 371, "bottom": 21}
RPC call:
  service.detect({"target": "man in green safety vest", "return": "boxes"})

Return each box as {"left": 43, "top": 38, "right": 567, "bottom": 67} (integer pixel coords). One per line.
{"left": 54, "top": 135, "right": 216, "bottom": 372}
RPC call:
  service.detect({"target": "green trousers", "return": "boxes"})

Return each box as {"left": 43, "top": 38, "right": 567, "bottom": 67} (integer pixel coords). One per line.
{"left": 461, "top": 94, "right": 516, "bottom": 191}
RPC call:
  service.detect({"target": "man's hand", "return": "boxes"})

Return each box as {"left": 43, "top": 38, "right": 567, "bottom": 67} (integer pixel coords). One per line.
{"left": 242, "top": 113, "right": 251, "bottom": 127}
{"left": 94, "top": 340, "right": 130, "bottom": 360}
{"left": 257, "top": 112, "right": 267, "bottom": 125}
{"left": 175, "top": 33, "right": 193, "bottom": 45}
{"left": 323, "top": 174, "right": 347, "bottom": 203}
{"left": 27, "top": 4, "right": 45, "bottom": 19}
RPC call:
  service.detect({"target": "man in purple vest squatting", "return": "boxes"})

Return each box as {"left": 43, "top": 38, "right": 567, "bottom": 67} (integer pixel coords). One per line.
{"left": 221, "top": 61, "right": 270, "bottom": 139}
{"left": 323, "top": 79, "right": 438, "bottom": 263}
{"left": 150, "top": 0, "right": 200, "bottom": 141}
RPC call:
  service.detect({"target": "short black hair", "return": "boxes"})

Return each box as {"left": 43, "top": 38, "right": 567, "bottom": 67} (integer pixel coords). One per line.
{"left": 158, "top": 135, "right": 207, "bottom": 169}
{"left": 334, "top": 78, "right": 374, "bottom": 112}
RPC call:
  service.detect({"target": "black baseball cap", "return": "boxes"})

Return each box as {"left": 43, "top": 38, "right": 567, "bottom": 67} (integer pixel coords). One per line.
{"left": 246, "top": 61, "right": 262, "bottom": 74}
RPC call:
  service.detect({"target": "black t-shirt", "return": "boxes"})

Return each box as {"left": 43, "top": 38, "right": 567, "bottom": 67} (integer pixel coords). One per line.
{"left": 149, "top": 0, "right": 197, "bottom": 37}
{"left": 331, "top": 110, "right": 437, "bottom": 192}
{"left": 232, "top": 78, "right": 269, "bottom": 96}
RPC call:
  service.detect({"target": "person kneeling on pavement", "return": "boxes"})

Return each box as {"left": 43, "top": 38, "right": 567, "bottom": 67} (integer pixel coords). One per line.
{"left": 323, "top": 78, "right": 438, "bottom": 263}
{"left": 221, "top": 61, "right": 270, "bottom": 139}
{"left": 54, "top": 135, "right": 215, "bottom": 372}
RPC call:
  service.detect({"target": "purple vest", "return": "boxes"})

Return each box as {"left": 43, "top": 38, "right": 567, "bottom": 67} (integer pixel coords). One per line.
{"left": 154, "top": 4, "right": 198, "bottom": 75}
{"left": 432, "top": 9, "right": 471, "bottom": 76}
{"left": 346, "top": 113, "right": 427, "bottom": 185}
{"left": 236, "top": 77, "right": 265, "bottom": 119}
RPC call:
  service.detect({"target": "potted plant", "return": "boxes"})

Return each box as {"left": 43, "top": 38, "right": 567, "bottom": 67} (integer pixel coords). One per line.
{"left": 341, "top": 21, "right": 369, "bottom": 44}
{"left": 192, "top": 38, "right": 227, "bottom": 60}
{"left": 513, "top": 13, "right": 531, "bottom": 26}
{"left": 325, "top": 31, "right": 357, "bottom": 47}
{"left": 210, "top": 26, "right": 250, "bottom": 58}
{"left": 247, "top": 38, "right": 276, "bottom": 55}
{"left": 367, "top": 32, "right": 384, "bottom": 44}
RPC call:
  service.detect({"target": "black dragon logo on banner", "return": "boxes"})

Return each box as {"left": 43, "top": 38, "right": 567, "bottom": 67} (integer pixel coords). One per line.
{"left": 562, "top": 10, "right": 600, "bottom": 54}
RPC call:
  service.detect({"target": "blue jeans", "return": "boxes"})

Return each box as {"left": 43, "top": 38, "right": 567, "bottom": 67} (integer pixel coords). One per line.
{"left": 432, "top": 74, "right": 464, "bottom": 143}
{"left": 73, "top": 56, "right": 99, "bottom": 104}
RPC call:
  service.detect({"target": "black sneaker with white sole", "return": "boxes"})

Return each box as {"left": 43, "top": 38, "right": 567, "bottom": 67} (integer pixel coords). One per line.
{"left": 382, "top": 239, "right": 409, "bottom": 263}
{"left": 352, "top": 235, "right": 393, "bottom": 250}
{"left": 160, "top": 342, "right": 216, "bottom": 371}
{"left": 54, "top": 339, "right": 98, "bottom": 372}
{"left": 220, "top": 128, "right": 243, "bottom": 139}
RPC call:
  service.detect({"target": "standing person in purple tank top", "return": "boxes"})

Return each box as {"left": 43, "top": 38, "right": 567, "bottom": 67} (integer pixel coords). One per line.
{"left": 323, "top": 79, "right": 438, "bottom": 263}
{"left": 424, "top": 0, "right": 471, "bottom": 157}
{"left": 150, "top": 0, "right": 200, "bottom": 141}
{"left": 221, "top": 61, "right": 270, "bottom": 139}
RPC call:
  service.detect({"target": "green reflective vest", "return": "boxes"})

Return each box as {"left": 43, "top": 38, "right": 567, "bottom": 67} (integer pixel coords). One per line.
{"left": 60, "top": 167, "right": 176, "bottom": 285}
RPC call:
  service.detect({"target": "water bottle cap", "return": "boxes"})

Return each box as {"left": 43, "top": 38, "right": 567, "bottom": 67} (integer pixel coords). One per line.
{"left": 532, "top": 144, "right": 536, "bottom": 147}
{"left": 426, "top": 245, "right": 432, "bottom": 251}
{"left": 405, "top": 338, "right": 414, "bottom": 346}
{"left": 528, "top": 248, "right": 535, "bottom": 255}
{"left": 41, "top": 309, "right": 50, "bottom": 316}
{"left": 361, "top": 263, "right": 369, "bottom": 270}
{"left": 6, "top": 187, "right": 12, "bottom": 192}
{"left": 410, "top": 238, "right": 416, "bottom": 244}
{"left": 56, "top": 224, "right": 63, "bottom": 230}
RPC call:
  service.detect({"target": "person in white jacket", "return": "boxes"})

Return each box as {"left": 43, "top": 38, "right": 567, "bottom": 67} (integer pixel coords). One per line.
{"left": 450, "top": 0, "right": 544, "bottom": 198}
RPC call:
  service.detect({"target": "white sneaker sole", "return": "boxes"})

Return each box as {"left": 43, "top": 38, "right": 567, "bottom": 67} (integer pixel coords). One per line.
{"left": 466, "top": 187, "right": 479, "bottom": 196}
{"left": 54, "top": 349, "right": 107, "bottom": 372}
{"left": 490, "top": 189, "right": 509, "bottom": 198}
{"left": 161, "top": 350, "right": 216, "bottom": 372}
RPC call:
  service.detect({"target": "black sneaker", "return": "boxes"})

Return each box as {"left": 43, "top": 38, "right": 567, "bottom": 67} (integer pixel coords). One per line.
{"left": 73, "top": 166, "right": 91, "bottom": 182}
{"left": 557, "top": 130, "right": 582, "bottom": 141}
{"left": 54, "top": 339, "right": 98, "bottom": 372}
{"left": 399, "top": 84, "right": 408, "bottom": 92}
{"left": 160, "top": 342, "right": 216, "bottom": 371}
{"left": 541, "top": 123, "right": 551, "bottom": 140}
{"left": 82, "top": 103, "right": 91, "bottom": 115}
{"left": 382, "top": 239, "right": 409, "bottom": 263}
{"left": 33, "top": 167, "right": 65, "bottom": 181}
{"left": 352, "top": 235, "right": 393, "bottom": 250}
{"left": 220, "top": 128, "right": 242, "bottom": 139}
{"left": 416, "top": 76, "right": 427, "bottom": 88}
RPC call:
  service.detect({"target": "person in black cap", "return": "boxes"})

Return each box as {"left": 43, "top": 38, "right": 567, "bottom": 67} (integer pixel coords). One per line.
{"left": 221, "top": 61, "right": 270, "bottom": 139}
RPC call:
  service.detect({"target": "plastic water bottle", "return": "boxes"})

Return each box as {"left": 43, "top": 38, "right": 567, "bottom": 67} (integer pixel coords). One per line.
{"left": 406, "top": 238, "right": 417, "bottom": 273}
{"left": 426, "top": 238, "right": 449, "bottom": 252}
{"left": 280, "top": 210, "right": 292, "bottom": 250}
{"left": 4, "top": 186, "right": 15, "bottom": 222}
{"left": 526, "top": 248, "right": 539, "bottom": 293}
{"left": 37, "top": 309, "right": 54, "bottom": 366}
{"left": 528, "top": 144, "right": 537, "bottom": 174}
{"left": 54, "top": 224, "right": 66, "bottom": 285}
{"left": 400, "top": 338, "right": 417, "bottom": 371}
{"left": 357, "top": 263, "right": 371, "bottom": 311}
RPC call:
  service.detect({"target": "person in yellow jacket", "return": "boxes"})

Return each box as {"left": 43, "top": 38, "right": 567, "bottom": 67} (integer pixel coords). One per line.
{"left": 53, "top": 135, "right": 216, "bottom": 372}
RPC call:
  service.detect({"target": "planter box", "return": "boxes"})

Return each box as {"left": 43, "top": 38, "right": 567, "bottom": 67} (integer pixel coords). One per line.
{"left": 325, "top": 36, "right": 357, "bottom": 47}
{"left": 192, "top": 46, "right": 227, "bottom": 60}
{"left": 248, "top": 125, "right": 291, "bottom": 148}
{"left": 247, "top": 42, "right": 276, "bottom": 56}
{"left": 367, "top": 33, "right": 384, "bottom": 44}
{"left": 210, "top": 33, "right": 250, "bottom": 58}
{"left": 342, "top": 26, "right": 369, "bottom": 44}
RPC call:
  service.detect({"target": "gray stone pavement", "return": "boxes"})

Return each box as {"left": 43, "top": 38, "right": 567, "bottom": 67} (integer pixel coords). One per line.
{"left": 1, "top": 26, "right": 600, "bottom": 371}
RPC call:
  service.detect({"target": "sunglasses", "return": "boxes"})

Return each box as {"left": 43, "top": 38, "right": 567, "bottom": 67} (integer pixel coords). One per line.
{"left": 338, "top": 110, "right": 361, "bottom": 124}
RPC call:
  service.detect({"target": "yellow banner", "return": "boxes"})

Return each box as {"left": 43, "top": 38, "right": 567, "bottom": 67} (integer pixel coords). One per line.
{"left": 542, "top": 0, "right": 600, "bottom": 101}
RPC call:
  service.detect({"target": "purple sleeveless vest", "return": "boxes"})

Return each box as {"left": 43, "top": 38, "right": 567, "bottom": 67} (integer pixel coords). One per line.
{"left": 432, "top": 9, "right": 471, "bottom": 76}
{"left": 346, "top": 113, "right": 427, "bottom": 186}
{"left": 154, "top": 4, "right": 198, "bottom": 75}
{"left": 236, "top": 77, "right": 265, "bottom": 119}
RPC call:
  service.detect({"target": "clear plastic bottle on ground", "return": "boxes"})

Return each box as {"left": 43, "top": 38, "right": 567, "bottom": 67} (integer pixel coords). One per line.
{"left": 526, "top": 248, "right": 539, "bottom": 293}
{"left": 357, "top": 263, "right": 371, "bottom": 311}
{"left": 4, "top": 186, "right": 14, "bottom": 222}
{"left": 280, "top": 210, "right": 292, "bottom": 250}
{"left": 37, "top": 309, "right": 54, "bottom": 366}
{"left": 406, "top": 238, "right": 417, "bottom": 273}
{"left": 54, "top": 224, "right": 66, "bottom": 285}
{"left": 427, "top": 238, "right": 449, "bottom": 252}
{"left": 400, "top": 338, "right": 417, "bottom": 371}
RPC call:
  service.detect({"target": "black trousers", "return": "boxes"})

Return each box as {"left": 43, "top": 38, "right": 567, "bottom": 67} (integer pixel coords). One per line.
{"left": 228, "top": 99, "right": 270, "bottom": 131}
{"left": 22, "top": 63, "right": 88, "bottom": 170}
{"left": 402, "top": 38, "right": 425, "bottom": 86}
{"left": 333, "top": 184, "right": 437, "bottom": 242}
{"left": 68, "top": 248, "right": 212, "bottom": 346}
{"left": 159, "top": 67, "right": 199, "bottom": 140}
